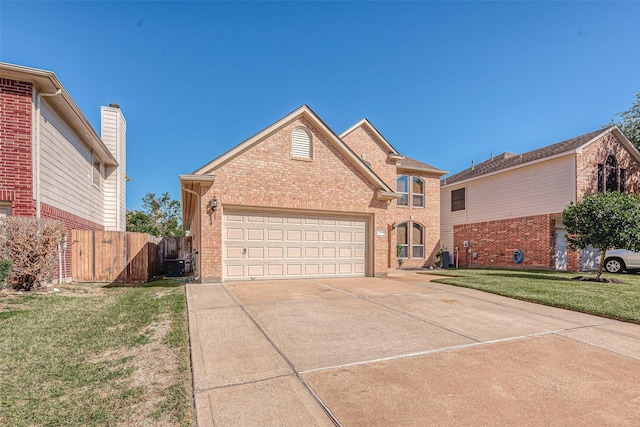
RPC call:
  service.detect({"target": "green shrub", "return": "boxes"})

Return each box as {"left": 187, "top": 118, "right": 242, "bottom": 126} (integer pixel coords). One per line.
{"left": 0, "top": 259, "right": 12, "bottom": 287}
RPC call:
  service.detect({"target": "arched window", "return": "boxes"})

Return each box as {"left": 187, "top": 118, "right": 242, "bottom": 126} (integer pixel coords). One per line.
{"left": 605, "top": 155, "right": 618, "bottom": 192}
{"left": 292, "top": 127, "right": 311, "bottom": 159}
{"left": 396, "top": 176, "right": 409, "bottom": 206}
{"left": 412, "top": 177, "right": 424, "bottom": 208}
{"left": 397, "top": 222, "right": 408, "bottom": 258}
{"left": 412, "top": 223, "right": 424, "bottom": 258}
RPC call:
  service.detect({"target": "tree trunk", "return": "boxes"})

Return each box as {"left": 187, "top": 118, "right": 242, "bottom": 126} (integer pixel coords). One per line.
{"left": 596, "top": 248, "right": 607, "bottom": 280}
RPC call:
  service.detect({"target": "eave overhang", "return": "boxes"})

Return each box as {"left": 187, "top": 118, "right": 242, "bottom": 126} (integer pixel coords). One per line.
{"left": 0, "top": 62, "right": 117, "bottom": 166}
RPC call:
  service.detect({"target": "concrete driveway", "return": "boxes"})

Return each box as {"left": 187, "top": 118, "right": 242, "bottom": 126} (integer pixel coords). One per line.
{"left": 186, "top": 272, "right": 640, "bottom": 426}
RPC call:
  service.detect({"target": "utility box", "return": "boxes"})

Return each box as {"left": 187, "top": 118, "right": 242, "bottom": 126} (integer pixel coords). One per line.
{"left": 164, "top": 259, "right": 185, "bottom": 277}
{"left": 441, "top": 251, "right": 450, "bottom": 268}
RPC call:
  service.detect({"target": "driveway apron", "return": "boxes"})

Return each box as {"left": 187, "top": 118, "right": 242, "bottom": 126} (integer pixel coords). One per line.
{"left": 187, "top": 273, "right": 640, "bottom": 426}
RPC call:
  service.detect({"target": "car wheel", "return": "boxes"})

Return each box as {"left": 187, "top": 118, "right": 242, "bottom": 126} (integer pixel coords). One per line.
{"left": 604, "top": 258, "right": 625, "bottom": 273}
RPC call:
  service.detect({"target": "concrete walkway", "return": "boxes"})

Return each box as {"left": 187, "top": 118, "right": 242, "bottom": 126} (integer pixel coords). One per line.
{"left": 187, "top": 272, "right": 640, "bottom": 426}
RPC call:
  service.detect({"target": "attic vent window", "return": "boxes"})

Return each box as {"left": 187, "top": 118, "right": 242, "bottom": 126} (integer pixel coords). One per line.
{"left": 292, "top": 127, "right": 311, "bottom": 159}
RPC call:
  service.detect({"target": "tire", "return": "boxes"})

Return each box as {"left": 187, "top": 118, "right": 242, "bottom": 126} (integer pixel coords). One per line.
{"left": 604, "top": 257, "right": 626, "bottom": 273}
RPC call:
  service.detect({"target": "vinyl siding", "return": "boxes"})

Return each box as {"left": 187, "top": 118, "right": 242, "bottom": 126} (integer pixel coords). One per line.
{"left": 101, "top": 106, "right": 126, "bottom": 231}
{"left": 39, "top": 99, "right": 104, "bottom": 225}
{"left": 440, "top": 155, "right": 576, "bottom": 251}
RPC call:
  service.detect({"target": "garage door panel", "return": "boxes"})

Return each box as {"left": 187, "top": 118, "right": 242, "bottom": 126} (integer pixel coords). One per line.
{"left": 227, "top": 247, "right": 244, "bottom": 259}
{"left": 267, "top": 247, "right": 283, "bottom": 258}
{"left": 247, "top": 265, "right": 264, "bottom": 277}
{"left": 247, "top": 229, "right": 264, "bottom": 240}
{"left": 267, "top": 229, "right": 283, "bottom": 241}
{"left": 247, "top": 247, "right": 264, "bottom": 258}
{"left": 286, "top": 230, "right": 302, "bottom": 241}
{"left": 286, "top": 247, "right": 302, "bottom": 258}
{"left": 226, "top": 228, "right": 243, "bottom": 240}
{"left": 322, "top": 247, "right": 336, "bottom": 258}
{"left": 322, "top": 231, "right": 336, "bottom": 242}
{"left": 223, "top": 211, "right": 367, "bottom": 280}
{"left": 226, "top": 265, "right": 244, "bottom": 278}
{"left": 304, "top": 231, "right": 319, "bottom": 242}
{"left": 267, "top": 265, "right": 284, "bottom": 276}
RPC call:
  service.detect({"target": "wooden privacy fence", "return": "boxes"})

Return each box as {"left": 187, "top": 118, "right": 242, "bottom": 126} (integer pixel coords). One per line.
{"left": 71, "top": 230, "right": 192, "bottom": 283}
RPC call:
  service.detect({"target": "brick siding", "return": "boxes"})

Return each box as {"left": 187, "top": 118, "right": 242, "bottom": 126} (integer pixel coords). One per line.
{"left": 0, "top": 79, "right": 35, "bottom": 216}
{"left": 454, "top": 214, "right": 556, "bottom": 270}
{"left": 191, "top": 116, "right": 443, "bottom": 281}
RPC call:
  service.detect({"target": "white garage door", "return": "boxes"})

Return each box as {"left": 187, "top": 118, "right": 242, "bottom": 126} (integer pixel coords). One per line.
{"left": 223, "top": 210, "right": 367, "bottom": 280}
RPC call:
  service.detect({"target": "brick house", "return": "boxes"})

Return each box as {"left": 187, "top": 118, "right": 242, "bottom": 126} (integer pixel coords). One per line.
{"left": 0, "top": 62, "right": 127, "bottom": 281}
{"left": 180, "top": 105, "right": 446, "bottom": 282}
{"left": 440, "top": 125, "right": 640, "bottom": 272}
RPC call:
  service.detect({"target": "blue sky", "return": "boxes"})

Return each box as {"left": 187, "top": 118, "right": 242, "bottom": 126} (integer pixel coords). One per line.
{"left": 1, "top": 1, "right": 639, "bottom": 211}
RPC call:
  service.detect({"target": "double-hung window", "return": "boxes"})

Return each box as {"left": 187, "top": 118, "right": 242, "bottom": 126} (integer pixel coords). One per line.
{"left": 396, "top": 176, "right": 409, "bottom": 207}
{"left": 412, "top": 177, "right": 424, "bottom": 207}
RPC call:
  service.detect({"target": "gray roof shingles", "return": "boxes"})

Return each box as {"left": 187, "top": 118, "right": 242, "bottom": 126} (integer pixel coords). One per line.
{"left": 441, "top": 126, "right": 613, "bottom": 186}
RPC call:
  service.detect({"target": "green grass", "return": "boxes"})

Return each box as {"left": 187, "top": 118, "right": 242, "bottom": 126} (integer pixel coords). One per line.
{"left": 0, "top": 279, "right": 193, "bottom": 426}
{"left": 427, "top": 269, "right": 640, "bottom": 323}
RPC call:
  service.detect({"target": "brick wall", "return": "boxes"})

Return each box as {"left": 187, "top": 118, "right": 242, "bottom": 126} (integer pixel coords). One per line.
{"left": 341, "top": 125, "right": 442, "bottom": 269}
{"left": 0, "top": 79, "right": 35, "bottom": 216}
{"left": 453, "top": 214, "right": 556, "bottom": 270}
{"left": 197, "top": 117, "right": 397, "bottom": 281}
{"left": 576, "top": 131, "right": 640, "bottom": 198}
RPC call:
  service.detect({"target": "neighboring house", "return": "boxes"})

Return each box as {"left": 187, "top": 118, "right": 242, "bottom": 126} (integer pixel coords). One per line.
{"left": 0, "top": 62, "right": 127, "bottom": 280}
{"left": 440, "top": 125, "right": 640, "bottom": 272}
{"left": 180, "top": 105, "right": 446, "bottom": 282}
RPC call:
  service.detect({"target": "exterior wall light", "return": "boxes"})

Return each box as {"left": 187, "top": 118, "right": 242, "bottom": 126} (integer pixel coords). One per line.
{"left": 211, "top": 196, "right": 218, "bottom": 212}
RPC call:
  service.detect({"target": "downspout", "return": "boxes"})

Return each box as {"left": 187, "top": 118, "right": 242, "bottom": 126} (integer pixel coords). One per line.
{"left": 34, "top": 88, "right": 62, "bottom": 218}
{"left": 181, "top": 184, "right": 202, "bottom": 281}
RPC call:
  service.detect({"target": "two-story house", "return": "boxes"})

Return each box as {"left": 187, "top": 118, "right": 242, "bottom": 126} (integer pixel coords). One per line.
{"left": 0, "top": 62, "right": 127, "bottom": 280}
{"left": 180, "top": 105, "right": 446, "bottom": 282}
{"left": 440, "top": 126, "right": 640, "bottom": 272}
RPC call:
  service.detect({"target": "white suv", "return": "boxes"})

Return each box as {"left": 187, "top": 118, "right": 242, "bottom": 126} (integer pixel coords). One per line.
{"left": 598, "top": 249, "right": 640, "bottom": 273}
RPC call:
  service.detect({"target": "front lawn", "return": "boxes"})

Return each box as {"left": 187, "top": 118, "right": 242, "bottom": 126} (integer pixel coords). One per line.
{"left": 427, "top": 269, "right": 640, "bottom": 324}
{"left": 0, "top": 279, "right": 193, "bottom": 426}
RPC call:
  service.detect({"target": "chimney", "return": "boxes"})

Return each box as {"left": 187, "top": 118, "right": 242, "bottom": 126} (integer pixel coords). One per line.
{"left": 471, "top": 160, "right": 475, "bottom": 170}
{"left": 101, "top": 104, "right": 127, "bottom": 231}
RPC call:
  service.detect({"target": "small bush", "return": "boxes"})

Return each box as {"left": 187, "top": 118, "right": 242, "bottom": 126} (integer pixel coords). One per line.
{"left": 0, "top": 217, "right": 66, "bottom": 291}
{"left": 0, "top": 259, "right": 12, "bottom": 287}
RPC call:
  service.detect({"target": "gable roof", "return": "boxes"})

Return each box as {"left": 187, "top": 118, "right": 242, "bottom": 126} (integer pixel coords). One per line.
{"left": 0, "top": 62, "right": 117, "bottom": 166}
{"left": 190, "top": 105, "right": 394, "bottom": 193}
{"left": 340, "top": 118, "right": 447, "bottom": 176}
{"left": 339, "top": 118, "right": 400, "bottom": 155}
{"left": 441, "top": 126, "right": 639, "bottom": 187}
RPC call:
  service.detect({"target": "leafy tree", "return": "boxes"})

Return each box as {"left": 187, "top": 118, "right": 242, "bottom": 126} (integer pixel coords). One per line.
{"left": 126, "top": 192, "right": 185, "bottom": 237}
{"left": 613, "top": 92, "right": 640, "bottom": 150}
{"left": 562, "top": 192, "right": 640, "bottom": 279}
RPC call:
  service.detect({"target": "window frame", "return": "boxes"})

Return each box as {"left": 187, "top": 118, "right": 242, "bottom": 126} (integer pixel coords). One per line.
{"left": 411, "top": 222, "right": 424, "bottom": 259}
{"left": 451, "top": 188, "right": 465, "bottom": 212}
{"left": 397, "top": 222, "right": 409, "bottom": 259}
{"left": 0, "top": 201, "right": 11, "bottom": 219}
{"left": 412, "top": 177, "right": 425, "bottom": 208}
{"left": 605, "top": 155, "right": 618, "bottom": 192}
{"left": 396, "top": 176, "right": 409, "bottom": 207}
{"left": 92, "top": 153, "right": 103, "bottom": 189}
